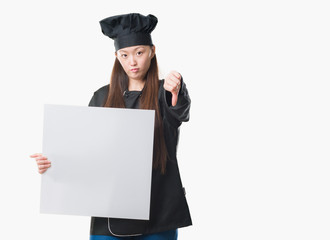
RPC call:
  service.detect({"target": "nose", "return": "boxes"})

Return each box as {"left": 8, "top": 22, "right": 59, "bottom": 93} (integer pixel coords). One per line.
{"left": 129, "top": 55, "right": 137, "bottom": 66}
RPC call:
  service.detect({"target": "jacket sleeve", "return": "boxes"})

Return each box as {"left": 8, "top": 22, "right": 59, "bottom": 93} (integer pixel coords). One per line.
{"left": 159, "top": 77, "right": 191, "bottom": 128}
{"left": 88, "top": 92, "right": 97, "bottom": 107}
{"left": 88, "top": 84, "right": 109, "bottom": 107}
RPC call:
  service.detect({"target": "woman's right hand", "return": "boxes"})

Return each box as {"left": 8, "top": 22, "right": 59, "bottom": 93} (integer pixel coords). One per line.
{"left": 30, "top": 153, "right": 51, "bottom": 174}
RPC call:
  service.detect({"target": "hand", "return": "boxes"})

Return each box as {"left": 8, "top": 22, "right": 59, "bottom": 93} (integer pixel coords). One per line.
{"left": 164, "top": 71, "right": 181, "bottom": 107}
{"left": 30, "top": 153, "right": 51, "bottom": 174}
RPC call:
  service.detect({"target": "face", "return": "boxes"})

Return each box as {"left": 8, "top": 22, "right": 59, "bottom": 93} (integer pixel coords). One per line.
{"left": 116, "top": 45, "right": 155, "bottom": 82}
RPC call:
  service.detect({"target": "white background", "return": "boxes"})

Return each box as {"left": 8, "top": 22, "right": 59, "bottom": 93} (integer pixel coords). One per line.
{"left": 0, "top": 0, "right": 329, "bottom": 239}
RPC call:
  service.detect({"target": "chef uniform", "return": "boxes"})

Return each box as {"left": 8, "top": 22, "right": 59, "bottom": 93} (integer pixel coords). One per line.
{"left": 89, "top": 13, "right": 192, "bottom": 238}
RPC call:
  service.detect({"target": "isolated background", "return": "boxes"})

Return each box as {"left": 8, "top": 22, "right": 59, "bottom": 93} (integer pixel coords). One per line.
{"left": 1, "top": 0, "right": 329, "bottom": 239}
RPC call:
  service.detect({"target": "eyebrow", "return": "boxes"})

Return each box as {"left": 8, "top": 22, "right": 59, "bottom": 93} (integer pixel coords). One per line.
{"left": 133, "top": 46, "right": 146, "bottom": 51}
{"left": 119, "top": 46, "right": 146, "bottom": 53}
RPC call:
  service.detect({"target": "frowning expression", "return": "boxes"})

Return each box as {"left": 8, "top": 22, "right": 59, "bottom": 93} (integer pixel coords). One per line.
{"left": 116, "top": 45, "right": 155, "bottom": 82}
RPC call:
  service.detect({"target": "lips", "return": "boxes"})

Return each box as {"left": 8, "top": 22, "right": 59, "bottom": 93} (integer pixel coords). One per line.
{"left": 130, "top": 68, "right": 139, "bottom": 73}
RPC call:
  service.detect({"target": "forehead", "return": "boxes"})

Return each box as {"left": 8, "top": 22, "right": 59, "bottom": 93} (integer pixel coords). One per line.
{"left": 118, "top": 45, "right": 149, "bottom": 53}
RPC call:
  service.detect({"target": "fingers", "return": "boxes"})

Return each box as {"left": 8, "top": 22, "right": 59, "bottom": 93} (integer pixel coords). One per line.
{"left": 164, "top": 82, "right": 180, "bottom": 96}
{"left": 30, "top": 153, "right": 43, "bottom": 158}
{"left": 30, "top": 153, "right": 48, "bottom": 161}
{"left": 164, "top": 71, "right": 181, "bottom": 107}
{"left": 38, "top": 168, "right": 49, "bottom": 174}
{"left": 172, "top": 92, "right": 178, "bottom": 107}
{"left": 36, "top": 159, "right": 51, "bottom": 167}
{"left": 37, "top": 159, "right": 51, "bottom": 174}
{"left": 164, "top": 71, "right": 181, "bottom": 93}
{"left": 36, "top": 158, "right": 51, "bottom": 166}
{"left": 172, "top": 71, "right": 181, "bottom": 80}
{"left": 167, "top": 72, "right": 181, "bottom": 86}
{"left": 31, "top": 153, "right": 51, "bottom": 174}
{"left": 38, "top": 163, "right": 51, "bottom": 170}
{"left": 164, "top": 80, "right": 179, "bottom": 91}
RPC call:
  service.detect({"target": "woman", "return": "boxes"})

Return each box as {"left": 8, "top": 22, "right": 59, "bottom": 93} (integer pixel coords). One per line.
{"left": 31, "top": 13, "right": 192, "bottom": 240}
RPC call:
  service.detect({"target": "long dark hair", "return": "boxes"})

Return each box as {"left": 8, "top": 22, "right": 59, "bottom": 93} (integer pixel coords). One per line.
{"left": 103, "top": 54, "right": 168, "bottom": 174}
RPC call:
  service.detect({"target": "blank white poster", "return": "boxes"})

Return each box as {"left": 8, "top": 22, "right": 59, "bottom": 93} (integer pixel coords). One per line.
{"left": 40, "top": 104, "right": 155, "bottom": 220}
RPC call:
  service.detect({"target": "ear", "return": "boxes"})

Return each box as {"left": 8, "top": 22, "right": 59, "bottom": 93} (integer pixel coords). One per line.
{"left": 150, "top": 45, "right": 156, "bottom": 58}
{"left": 115, "top": 51, "right": 121, "bottom": 63}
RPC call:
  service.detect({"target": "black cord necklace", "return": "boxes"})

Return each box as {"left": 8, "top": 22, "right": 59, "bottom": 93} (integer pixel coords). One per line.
{"left": 123, "top": 89, "right": 142, "bottom": 98}
{"left": 123, "top": 83, "right": 145, "bottom": 98}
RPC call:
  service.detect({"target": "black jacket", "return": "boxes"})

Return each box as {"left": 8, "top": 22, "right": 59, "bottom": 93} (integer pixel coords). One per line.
{"left": 88, "top": 79, "right": 192, "bottom": 237}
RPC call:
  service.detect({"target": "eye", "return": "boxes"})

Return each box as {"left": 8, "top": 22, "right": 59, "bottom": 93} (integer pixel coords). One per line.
{"left": 137, "top": 51, "right": 143, "bottom": 56}
{"left": 121, "top": 54, "right": 127, "bottom": 58}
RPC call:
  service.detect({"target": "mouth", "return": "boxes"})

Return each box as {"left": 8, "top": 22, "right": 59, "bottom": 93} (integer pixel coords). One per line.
{"left": 130, "top": 68, "right": 139, "bottom": 73}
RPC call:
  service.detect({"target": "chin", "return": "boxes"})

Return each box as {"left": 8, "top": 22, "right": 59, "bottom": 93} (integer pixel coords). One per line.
{"left": 130, "top": 73, "right": 145, "bottom": 81}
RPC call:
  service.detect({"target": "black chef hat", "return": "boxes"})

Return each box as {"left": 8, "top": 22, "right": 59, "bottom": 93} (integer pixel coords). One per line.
{"left": 99, "top": 13, "right": 158, "bottom": 51}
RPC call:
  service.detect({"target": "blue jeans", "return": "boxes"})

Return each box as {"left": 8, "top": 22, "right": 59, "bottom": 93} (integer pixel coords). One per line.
{"left": 90, "top": 229, "right": 178, "bottom": 240}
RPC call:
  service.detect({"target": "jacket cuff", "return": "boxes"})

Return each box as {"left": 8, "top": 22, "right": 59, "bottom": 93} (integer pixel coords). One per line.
{"left": 165, "top": 77, "right": 184, "bottom": 107}
{"left": 162, "top": 77, "right": 191, "bottom": 128}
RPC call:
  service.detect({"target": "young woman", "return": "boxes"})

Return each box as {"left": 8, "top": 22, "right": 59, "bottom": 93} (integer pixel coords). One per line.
{"left": 30, "top": 13, "right": 192, "bottom": 240}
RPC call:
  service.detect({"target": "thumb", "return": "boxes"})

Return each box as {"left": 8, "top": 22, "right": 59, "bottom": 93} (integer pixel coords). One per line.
{"left": 171, "top": 91, "right": 178, "bottom": 107}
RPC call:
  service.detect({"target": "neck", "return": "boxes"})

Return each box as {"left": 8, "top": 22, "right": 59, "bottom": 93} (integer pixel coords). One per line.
{"left": 128, "top": 78, "right": 145, "bottom": 91}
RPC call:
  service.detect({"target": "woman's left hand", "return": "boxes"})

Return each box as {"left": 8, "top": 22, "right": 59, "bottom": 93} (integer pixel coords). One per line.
{"left": 164, "top": 71, "right": 181, "bottom": 107}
